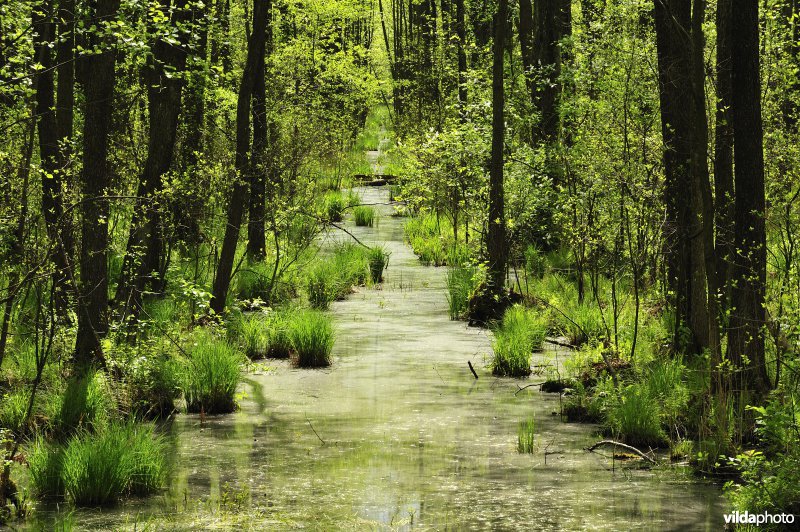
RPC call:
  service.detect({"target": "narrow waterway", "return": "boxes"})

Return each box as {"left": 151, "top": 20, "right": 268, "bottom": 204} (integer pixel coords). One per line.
{"left": 30, "top": 186, "right": 727, "bottom": 530}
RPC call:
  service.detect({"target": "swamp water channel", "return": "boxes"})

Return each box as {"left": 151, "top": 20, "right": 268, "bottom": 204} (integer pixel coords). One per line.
{"left": 29, "top": 186, "right": 727, "bottom": 530}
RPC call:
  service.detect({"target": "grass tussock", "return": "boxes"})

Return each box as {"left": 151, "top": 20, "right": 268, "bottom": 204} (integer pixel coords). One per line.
{"left": 306, "top": 243, "right": 371, "bottom": 308}
{"left": 368, "top": 247, "right": 389, "bottom": 283}
{"left": 491, "top": 305, "right": 547, "bottom": 377}
{"left": 286, "top": 309, "right": 335, "bottom": 368}
{"left": 446, "top": 265, "right": 480, "bottom": 320}
{"left": 404, "top": 214, "right": 468, "bottom": 266}
{"left": 182, "top": 332, "right": 244, "bottom": 414}
{"left": 323, "top": 191, "right": 345, "bottom": 222}
{"left": 517, "top": 417, "right": 536, "bottom": 453}
{"left": 353, "top": 206, "right": 376, "bottom": 227}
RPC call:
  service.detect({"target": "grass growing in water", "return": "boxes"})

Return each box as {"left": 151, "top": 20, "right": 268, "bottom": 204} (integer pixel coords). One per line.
{"left": 306, "top": 243, "right": 370, "bottom": 308}
{"left": 323, "top": 191, "right": 345, "bottom": 222}
{"left": 56, "top": 370, "right": 114, "bottom": 435}
{"left": 518, "top": 417, "right": 536, "bottom": 453}
{"left": 182, "top": 332, "right": 243, "bottom": 413}
{"left": 404, "top": 214, "right": 467, "bottom": 266}
{"left": 353, "top": 206, "right": 376, "bottom": 227}
{"left": 446, "top": 265, "right": 480, "bottom": 320}
{"left": 286, "top": 309, "right": 335, "bottom": 367}
{"left": 491, "top": 305, "right": 548, "bottom": 377}
{"left": 606, "top": 383, "right": 667, "bottom": 448}
{"left": 29, "top": 421, "right": 166, "bottom": 506}
{"left": 368, "top": 247, "right": 389, "bottom": 283}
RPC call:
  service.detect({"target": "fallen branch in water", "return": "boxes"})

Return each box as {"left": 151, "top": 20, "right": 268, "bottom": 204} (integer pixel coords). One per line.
{"left": 545, "top": 338, "right": 577, "bottom": 350}
{"left": 468, "top": 360, "right": 479, "bottom": 379}
{"left": 514, "top": 382, "right": 546, "bottom": 395}
{"left": 586, "top": 440, "right": 657, "bottom": 464}
{"left": 305, "top": 414, "right": 326, "bottom": 445}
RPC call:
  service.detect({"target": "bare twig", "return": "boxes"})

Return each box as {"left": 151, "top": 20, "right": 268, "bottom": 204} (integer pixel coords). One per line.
{"left": 586, "top": 440, "right": 657, "bottom": 464}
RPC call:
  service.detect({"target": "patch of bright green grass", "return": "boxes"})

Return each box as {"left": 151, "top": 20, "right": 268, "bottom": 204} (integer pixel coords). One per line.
{"left": 517, "top": 417, "right": 536, "bottom": 453}
{"left": 491, "top": 305, "right": 548, "bottom": 377}
{"left": 182, "top": 332, "right": 243, "bottom": 414}
{"left": 353, "top": 206, "right": 376, "bottom": 227}
{"left": 286, "top": 309, "right": 335, "bottom": 367}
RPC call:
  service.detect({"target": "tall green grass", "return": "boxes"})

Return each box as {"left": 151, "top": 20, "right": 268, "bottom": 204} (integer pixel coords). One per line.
{"left": 446, "top": 265, "right": 479, "bottom": 320}
{"left": 306, "top": 243, "right": 370, "bottom": 308}
{"left": 404, "top": 214, "right": 467, "bottom": 266}
{"left": 368, "top": 247, "right": 389, "bottom": 283}
{"left": 56, "top": 370, "right": 114, "bottom": 435}
{"left": 606, "top": 383, "right": 666, "bottom": 448}
{"left": 286, "top": 309, "right": 335, "bottom": 368}
{"left": 29, "top": 421, "right": 167, "bottom": 506}
{"left": 491, "top": 305, "right": 548, "bottom": 377}
{"left": 229, "top": 310, "right": 294, "bottom": 359}
{"left": 182, "top": 332, "right": 243, "bottom": 414}
{"left": 353, "top": 206, "right": 376, "bottom": 227}
{"left": 236, "top": 261, "right": 274, "bottom": 301}
{"left": 323, "top": 191, "right": 345, "bottom": 222}
{"left": 518, "top": 417, "right": 536, "bottom": 453}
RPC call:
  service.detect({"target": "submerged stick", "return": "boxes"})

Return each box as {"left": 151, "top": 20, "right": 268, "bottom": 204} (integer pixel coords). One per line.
{"left": 468, "top": 360, "right": 479, "bottom": 379}
{"left": 305, "top": 414, "right": 326, "bottom": 445}
{"left": 544, "top": 338, "right": 577, "bottom": 350}
{"left": 586, "top": 440, "right": 657, "bottom": 464}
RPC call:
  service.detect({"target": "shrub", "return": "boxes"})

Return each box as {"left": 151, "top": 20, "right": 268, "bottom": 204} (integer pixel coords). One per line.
{"left": 323, "top": 191, "right": 345, "bottom": 222}
{"left": 446, "top": 265, "right": 479, "bottom": 320}
{"left": 368, "top": 247, "right": 389, "bottom": 283}
{"left": 606, "top": 383, "right": 666, "bottom": 448}
{"left": 182, "top": 332, "right": 243, "bottom": 414}
{"left": 236, "top": 261, "right": 274, "bottom": 302}
{"left": 286, "top": 310, "right": 334, "bottom": 367}
{"left": 353, "top": 206, "right": 376, "bottom": 227}
{"left": 491, "top": 305, "right": 548, "bottom": 377}
{"left": 517, "top": 417, "right": 536, "bottom": 453}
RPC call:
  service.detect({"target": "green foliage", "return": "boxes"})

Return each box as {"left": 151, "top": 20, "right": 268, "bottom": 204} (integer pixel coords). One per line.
{"left": 182, "top": 332, "right": 243, "bottom": 414}
{"left": 353, "top": 206, "right": 376, "bottom": 227}
{"left": 236, "top": 261, "right": 275, "bottom": 302}
{"left": 232, "top": 313, "right": 270, "bottom": 359}
{"left": 404, "top": 214, "right": 468, "bottom": 266}
{"left": 286, "top": 309, "right": 335, "bottom": 368}
{"left": 524, "top": 245, "right": 546, "bottom": 279}
{"left": 0, "top": 389, "right": 29, "bottom": 433}
{"left": 491, "top": 305, "right": 547, "bottom": 377}
{"left": 108, "top": 345, "right": 181, "bottom": 419}
{"left": 27, "top": 437, "right": 65, "bottom": 499}
{"left": 306, "top": 243, "right": 371, "bottom": 308}
{"left": 346, "top": 190, "right": 362, "bottom": 207}
{"left": 517, "top": 417, "right": 536, "bottom": 453}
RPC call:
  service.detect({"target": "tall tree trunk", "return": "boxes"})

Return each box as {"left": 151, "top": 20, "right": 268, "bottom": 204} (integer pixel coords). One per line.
{"left": 34, "top": 0, "right": 71, "bottom": 313}
{"left": 714, "top": 0, "right": 734, "bottom": 302}
{"left": 247, "top": 0, "right": 269, "bottom": 260}
{"left": 487, "top": 0, "right": 508, "bottom": 291}
{"left": 727, "top": 0, "right": 771, "bottom": 413}
{"left": 518, "top": 0, "right": 535, "bottom": 109}
{"left": 210, "top": 0, "right": 269, "bottom": 315}
{"left": 653, "top": 0, "right": 709, "bottom": 354}
{"left": 456, "top": 0, "right": 468, "bottom": 113}
{"left": 74, "top": 0, "right": 121, "bottom": 368}
{"left": 115, "top": 0, "right": 189, "bottom": 324}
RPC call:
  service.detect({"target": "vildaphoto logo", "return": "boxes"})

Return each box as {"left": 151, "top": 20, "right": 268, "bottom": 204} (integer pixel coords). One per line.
{"left": 724, "top": 511, "right": 795, "bottom": 526}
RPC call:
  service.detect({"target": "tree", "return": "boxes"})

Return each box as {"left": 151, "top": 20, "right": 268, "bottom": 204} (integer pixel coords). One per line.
{"left": 727, "top": 0, "right": 771, "bottom": 410}
{"left": 74, "top": 0, "right": 121, "bottom": 368}
{"left": 487, "top": 0, "right": 508, "bottom": 292}
{"left": 210, "top": 0, "right": 269, "bottom": 315}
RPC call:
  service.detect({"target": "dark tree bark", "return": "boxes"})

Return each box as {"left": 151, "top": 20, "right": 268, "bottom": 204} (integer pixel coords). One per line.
{"left": 174, "top": 0, "right": 211, "bottom": 245}
{"left": 726, "top": 0, "right": 771, "bottom": 402}
{"left": 246, "top": 0, "right": 270, "bottom": 260}
{"left": 487, "top": 0, "right": 508, "bottom": 291}
{"left": 34, "top": 0, "right": 72, "bottom": 313}
{"left": 74, "top": 0, "right": 121, "bottom": 368}
{"left": 653, "top": 0, "right": 710, "bottom": 354}
{"left": 714, "top": 0, "right": 734, "bottom": 300}
{"left": 115, "top": 0, "right": 190, "bottom": 324}
{"left": 210, "top": 0, "right": 269, "bottom": 315}
{"left": 456, "top": 0, "right": 468, "bottom": 112}
{"left": 531, "top": 0, "right": 570, "bottom": 150}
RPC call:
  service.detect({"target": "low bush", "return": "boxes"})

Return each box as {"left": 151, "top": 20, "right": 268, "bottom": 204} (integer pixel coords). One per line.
{"left": 491, "top": 305, "right": 548, "bottom": 377}
{"left": 286, "top": 309, "right": 335, "bottom": 368}
{"left": 182, "top": 332, "right": 243, "bottom": 414}
{"left": 353, "top": 206, "right": 376, "bottom": 227}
